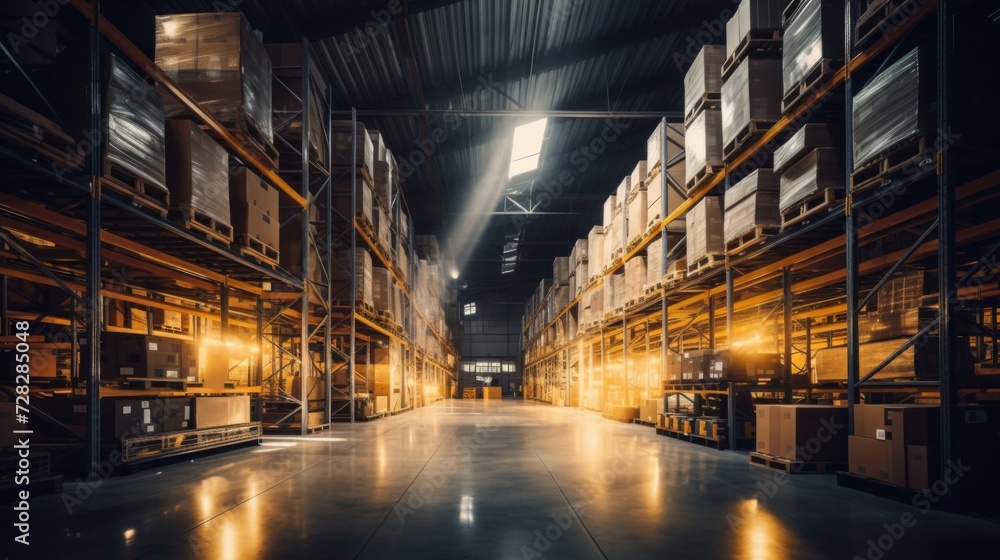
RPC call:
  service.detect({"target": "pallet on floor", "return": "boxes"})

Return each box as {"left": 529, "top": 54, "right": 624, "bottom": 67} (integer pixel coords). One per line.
{"left": 723, "top": 120, "right": 776, "bottom": 162}
{"left": 99, "top": 160, "right": 170, "bottom": 218}
{"left": 655, "top": 427, "right": 727, "bottom": 449}
{"left": 684, "top": 92, "right": 722, "bottom": 126}
{"left": 725, "top": 225, "right": 780, "bottom": 256}
{"left": 687, "top": 253, "right": 724, "bottom": 276}
{"left": 780, "top": 188, "right": 841, "bottom": 229}
{"left": 749, "top": 451, "right": 846, "bottom": 474}
{"left": 782, "top": 59, "right": 841, "bottom": 113}
{"left": 721, "top": 28, "right": 783, "bottom": 80}
{"left": 850, "top": 134, "right": 931, "bottom": 195}
{"left": 236, "top": 236, "right": 280, "bottom": 267}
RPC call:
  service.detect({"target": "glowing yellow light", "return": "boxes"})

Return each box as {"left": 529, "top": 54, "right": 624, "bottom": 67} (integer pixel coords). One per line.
{"left": 123, "top": 528, "right": 136, "bottom": 541}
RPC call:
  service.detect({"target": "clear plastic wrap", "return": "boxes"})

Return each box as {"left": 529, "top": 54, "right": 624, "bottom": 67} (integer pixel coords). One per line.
{"left": 686, "top": 196, "right": 725, "bottom": 263}
{"left": 684, "top": 45, "right": 726, "bottom": 118}
{"left": 625, "top": 257, "right": 646, "bottom": 302}
{"left": 106, "top": 54, "right": 167, "bottom": 192}
{"left": 724, "top": 190, "right": 781, "bottom": 243}
{"left": 332, "top": 120, "right": 374, "bottom": 172}
{"left": 553, "top": 257, "right": 570, "bottom": 285}
{"left": 372, "top": 267, "right": 392, "bottom": 311}
{"left": 627, "top": 188, "right": 648, "bottom": 245}
{"left": 155, "top": 13, "right": 272, "bottom": 142}
{"left": 165, "top": 119, "right": 230, "bottom": 226}
{"left": 778, "top": 147, "right": 843, "bottom": 212}
{"left": 685, "top": 108, "right": 724, "bottom": 185}
{"left": 853, "top": 46, "right": 931, "bottom": 170}
{"left": 773, "top": 123, "right": 837, "bottom": 173}
{"left": 646, "top": 237, "right": 663, "bottom": 287}
{"left": 782, "top": 0, "right": 844, "bottom": 96}
{"left": 812, "top": 337, "right": 940, "bottom": 383}
{"left": 722, "top": 55, "right": 783, "bottom": 147}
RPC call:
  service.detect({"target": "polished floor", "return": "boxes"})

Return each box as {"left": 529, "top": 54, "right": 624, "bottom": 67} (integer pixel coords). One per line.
{"left": 9, "top": 399, "right": 1000, "bottom": 559}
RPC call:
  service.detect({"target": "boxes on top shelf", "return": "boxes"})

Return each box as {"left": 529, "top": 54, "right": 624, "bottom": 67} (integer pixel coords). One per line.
{"left": 553, "top": 257, "right": 570, "bottom": 285}
{"left": 630, "top": 161, "right": 647, "bottom": 192}
{"left": 588, "top": 226, "right": 605, "bottom": 281}
{"left": 781, "top": 0, "right": 844, "bottom": 101}
{"left": 265, "top": 43, "right": 329, "bottom": 168}
{"left": 602, "top": 193, "right": 617, "bottom": 227}
{"left": 570, "top": 239, "right": 589, "bottom": 268}
{"left": 165, "top": 119, "right": 232, "bottom": 233}
{"left": 683, "top": 45, "right": 725, "bottom": 122}
{"left": 627, "top": 185, "right": 648, "bottom": 247}
{"left": 726, "top": 0, "right": 784, "bottom": 62}
{"left": 331, "top": 120, "right": 375, "bottom": 174}
{"left": 155, "top": 13, "right": 273, "bottom": 144}
{"left": 616, "top": 176, "right": 630, "bottom": 209}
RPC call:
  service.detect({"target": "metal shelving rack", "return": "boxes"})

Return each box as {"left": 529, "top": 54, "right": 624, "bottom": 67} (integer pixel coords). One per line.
{"left": 522, "top": 0, "right": 1000, "bottom": 473}
{"left": 0, "top": 1, "right": 457, "bottom": 475}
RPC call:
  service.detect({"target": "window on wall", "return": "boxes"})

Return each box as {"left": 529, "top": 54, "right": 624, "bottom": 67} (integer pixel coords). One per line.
{"left": 463, "top": 302, "right": 477, "bottom": 316}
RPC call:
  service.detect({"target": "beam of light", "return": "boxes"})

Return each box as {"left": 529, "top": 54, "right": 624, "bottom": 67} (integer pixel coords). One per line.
{"left": 447, "top": 150, "right": 510, "bottom": 274}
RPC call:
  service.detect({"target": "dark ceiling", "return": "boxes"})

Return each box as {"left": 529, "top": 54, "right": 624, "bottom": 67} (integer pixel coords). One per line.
{"left": 101, "top": 0, "right": 736, "bottom": 302}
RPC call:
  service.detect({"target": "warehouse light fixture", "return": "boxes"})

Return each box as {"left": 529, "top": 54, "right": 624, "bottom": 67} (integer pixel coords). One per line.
{"left": 508, "top": 118, "right": 548, "bottom": 178}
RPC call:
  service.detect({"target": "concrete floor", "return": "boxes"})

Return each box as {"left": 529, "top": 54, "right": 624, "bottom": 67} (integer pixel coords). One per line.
{"left": 8, "top": 399, "right": 999, "bottom": 559}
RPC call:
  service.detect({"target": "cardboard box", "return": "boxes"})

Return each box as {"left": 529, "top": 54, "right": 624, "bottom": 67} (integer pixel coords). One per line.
{"left": 192, "top": 396, "right": 251, "bottom": 429}
{"left": 756, "top": 405, "right": 783, "bottom": 455}
{"left": 849, "top": 435, "right": 891, "bottom": 482}
{"left": 777, "top": 405, "right": 847, "bottom": 462}
{"left": 230, "top": 168, "right": 280, "bottom": 250}
{"left": 906, "top": 444, "right": 941, "bottom": 490}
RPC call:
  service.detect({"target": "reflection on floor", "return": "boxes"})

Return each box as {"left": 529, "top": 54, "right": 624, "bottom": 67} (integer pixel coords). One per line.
{"left": 8, "top": 399, "right": 1000, "bottom": 559}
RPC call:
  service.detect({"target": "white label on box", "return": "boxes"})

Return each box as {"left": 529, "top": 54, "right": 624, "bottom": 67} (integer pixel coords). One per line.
{"left": 876, "top": 429, "right": 886, "bottom": 441}
{"left": 187, "top": 376, "right": 197, "bottom": 382}
{"left": 120, "top": 367, "right": 134, "bottom": 376}
{"left": 965, "top": 410, "right": 987, "bottom": 424}
{"left": 143, "top": 409, "right": 151, "bottom": 424}
{"left": 73, "top": 405, "right": 86, "bottom": 413}
{"left": 141, "top": 400, "right": 149, "bottom": 408}
{"left": 148, "top": 342, "right": 158, "bottom": 351}
{"left": 122, "top": 406, "right": 132, "bottom": 414}
{"left": 146, "top": 425, "right": 154, "bottom": 433}
{"left": 184, "top": 406, "right": 190, "bottom": 420}
{"left": 165, "top": 369, "right": 180, "bottom": 379}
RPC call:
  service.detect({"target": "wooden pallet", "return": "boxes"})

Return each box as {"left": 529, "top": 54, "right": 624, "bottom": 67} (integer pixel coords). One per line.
{"left": 725, "top": 225, "right": 780, "bottom": 256}
{"left": 723, "top": 120, "right": 776, "bottom": 162}
{"left": 685, "top": 164, "right": 722, "bottom": 196}
{"left": 177, "top": 208, "right": 234, "bottom": 246}
{"left": 850, "top": 135, "right": 930, "bottom": 195}
{"left": 687, "top": 253, "right": 724, "bottom": 276}
{"left": 780, "top": 187, "right": 841, "bottom": 229}
{"left": 0, "top": 93, "right": 83, "bottom": 170}
{"left": 749, "top": 452, "right": 846, "bottom": 474}
{"left": 782, "top": 59, "right": 841, "bottom": 113}
{"left": 644, "top": 282, "right": 663, "bottom": 295}
{"left": 684, "top": 92, "right": 722, "bottom": 126}
{"left": 236, "top": 236, "right": 280, "bottom": 267}
{"left": 665, "top": 268, "right": 686, "bottom": 286}
{"left": 624, "top": 297, "right": 643, "bottom": 309}
{"left": 855, "top": 0, "right": 921, "bottom": 51}
{"left": 99, "top": 160, "right": 170, "bottom": 217}
{"left": 721, "top": 28, "right": 784, "bottom": 79}
{"left": 207, "top": 110, "right": 279, "bottom": 170}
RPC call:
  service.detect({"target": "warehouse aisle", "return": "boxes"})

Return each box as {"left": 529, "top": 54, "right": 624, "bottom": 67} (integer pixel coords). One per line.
{"left": 16, "top": 400, "right": 1000, "bottom": 559}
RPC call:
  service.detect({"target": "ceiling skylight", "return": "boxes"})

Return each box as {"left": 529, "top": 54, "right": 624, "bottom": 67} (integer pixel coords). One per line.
{"left": 508, "top": 118, "right": 548, "bottom": 178}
